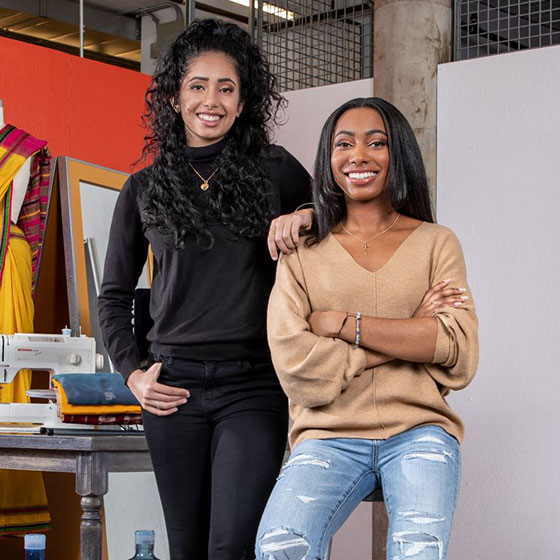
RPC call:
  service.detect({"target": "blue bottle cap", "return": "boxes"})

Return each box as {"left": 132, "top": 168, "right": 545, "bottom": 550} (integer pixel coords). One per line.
{"left": 135, "top": 530, "right": 155, "bottom": 545}
{"left": 24, "top": 534, "right": 46, "bottom": 550}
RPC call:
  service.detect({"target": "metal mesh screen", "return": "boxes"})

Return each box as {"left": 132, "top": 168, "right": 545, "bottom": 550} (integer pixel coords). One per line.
{"left": 253, "top": 0, "right": 373, "bottom": 91}
{"left": 455, "top": 0, "right": 560, "bottom": 60}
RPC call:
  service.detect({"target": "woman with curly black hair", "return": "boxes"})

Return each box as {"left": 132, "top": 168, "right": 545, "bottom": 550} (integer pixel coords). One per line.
{"left": 98, "top": 19, "right": 312, "bottom": 560}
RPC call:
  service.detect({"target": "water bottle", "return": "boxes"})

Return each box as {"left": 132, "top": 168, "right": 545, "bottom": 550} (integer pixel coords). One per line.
{"left": 24, "top": 534, "right": 46, "bottom": 560}
{"left": 127, "top": 530, "right": 161, "bottom": 559}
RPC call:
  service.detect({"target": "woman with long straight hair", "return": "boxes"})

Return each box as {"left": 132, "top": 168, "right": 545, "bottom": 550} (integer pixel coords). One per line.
{"left": 98, "top": 19, "right": 312, "bottom": 560}
{"left": 257, "top": 97, "right": 479, "bottom": 559}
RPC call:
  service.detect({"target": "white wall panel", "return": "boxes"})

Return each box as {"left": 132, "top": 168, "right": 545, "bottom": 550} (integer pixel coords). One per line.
{"left": 437, "top": 45, "right": 560, "bottom": 559}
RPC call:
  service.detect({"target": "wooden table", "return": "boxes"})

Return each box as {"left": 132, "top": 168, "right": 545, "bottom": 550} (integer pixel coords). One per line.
{"left": 0, "top": 431, "right": 153, "bottom": 560}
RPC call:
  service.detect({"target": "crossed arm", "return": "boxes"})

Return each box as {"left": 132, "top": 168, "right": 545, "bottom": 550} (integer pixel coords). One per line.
{"left": 268, "top": 230, "right": 479, "bottom": 407}
{"left": 307, "top": 280, "right": 469, "bottom": 367}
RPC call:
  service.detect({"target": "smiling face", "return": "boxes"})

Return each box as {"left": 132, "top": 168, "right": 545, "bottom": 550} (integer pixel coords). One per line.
{"left": 330, "top": 107, "right": 390, "bottom": 205}
{"left": 174, "top": 51, "right": 244, "bottom": 147}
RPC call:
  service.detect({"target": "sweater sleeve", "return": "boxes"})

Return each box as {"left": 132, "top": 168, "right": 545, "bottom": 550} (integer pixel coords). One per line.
{"left": 97, "top": 175, "right": 149, "bottom": 381}
{"left": 267, "top": 249, "right": 367, "bottom": 408}
{"left": 427, "top": 227, "right": 479, "bottom": 391}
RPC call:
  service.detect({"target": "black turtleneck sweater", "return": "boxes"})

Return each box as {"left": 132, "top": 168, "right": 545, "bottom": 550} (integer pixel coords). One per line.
{"left": 98, "top": 140, "right": 311, "bottom": 379}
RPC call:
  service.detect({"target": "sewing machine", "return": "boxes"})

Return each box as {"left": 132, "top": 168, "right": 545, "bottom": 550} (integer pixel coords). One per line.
{"left": 0, "top": 333, "right": 105, "bottom": 432}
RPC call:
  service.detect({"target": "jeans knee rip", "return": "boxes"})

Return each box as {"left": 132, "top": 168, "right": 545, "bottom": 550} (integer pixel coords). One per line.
{"left": 402, "top": 451, "right": 453, "bottom": 464}
{"left": 278, "top": 454, "right": 330, "bottom": 479}
{"left": 397, "top": 511, "right": 445, "bottom": 525}
{"left": 259, "top": 527, "right": 310, "bottom": 559}
{"left": 296, "top": 495, "right": 317, "bottom": 503}
{"left": 392, "top": 531, "right": 443, "bottom": 560}
{"left": 286, "top": 453, "right": 330, "bottom": 469}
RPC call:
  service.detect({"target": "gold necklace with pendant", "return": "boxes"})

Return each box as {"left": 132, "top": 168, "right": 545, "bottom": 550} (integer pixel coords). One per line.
{"left": 188, "top": 162, "right": 219, "bottom": 191}
{"left": 340, "top": 213, "right": 400, "bottom": 255}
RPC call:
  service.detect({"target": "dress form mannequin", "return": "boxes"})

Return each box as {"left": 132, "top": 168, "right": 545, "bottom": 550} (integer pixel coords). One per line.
{"left": 0, "top": 100, "right": 31, "bottom": 223}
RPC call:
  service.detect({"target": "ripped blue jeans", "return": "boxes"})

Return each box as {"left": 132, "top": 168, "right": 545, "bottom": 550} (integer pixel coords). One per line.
{"left": 256, "top": 426, "right": 460, "bottom": 560}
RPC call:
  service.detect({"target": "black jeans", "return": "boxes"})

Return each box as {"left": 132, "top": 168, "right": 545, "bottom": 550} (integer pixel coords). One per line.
{"left": 142, "top": 356, "right": 288, "bottom": 560}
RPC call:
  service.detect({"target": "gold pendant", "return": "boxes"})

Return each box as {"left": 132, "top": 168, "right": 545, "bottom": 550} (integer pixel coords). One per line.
{"left": 200, "top": 182, "right": 209, "bottom": 191}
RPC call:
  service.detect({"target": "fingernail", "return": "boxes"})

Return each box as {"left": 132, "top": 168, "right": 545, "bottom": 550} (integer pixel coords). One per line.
{"left": 182, "top": 399, "right": 187, "bottom": 404}
{"left": 454, "top": 301, "right": 463, "bottom": 306}
{"left": 460, "top": 295, "right": 469, "bottom": 300}
{"left": 458, "top": 287, "right": 466, "bottom": 292}
{"left": 443, "top": 279, "right": 452, "bottom": 283}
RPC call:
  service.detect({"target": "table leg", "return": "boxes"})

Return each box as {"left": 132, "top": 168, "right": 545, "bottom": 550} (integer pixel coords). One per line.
{"left": 76, "top": 453, "right": 108, "bottom": 560}
{"left": 80, "top": 495, "right": 103, "bottom": 560}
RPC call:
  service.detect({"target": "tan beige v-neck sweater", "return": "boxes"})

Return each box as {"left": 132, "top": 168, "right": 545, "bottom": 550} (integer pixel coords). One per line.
{"left": 267, "top": 222, "right": 479, "bottom": 448}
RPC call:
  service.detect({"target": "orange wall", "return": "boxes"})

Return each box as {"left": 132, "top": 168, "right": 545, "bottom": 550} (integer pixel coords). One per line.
{"left": 0, "top": 37, "right": 151, "bottom": 172}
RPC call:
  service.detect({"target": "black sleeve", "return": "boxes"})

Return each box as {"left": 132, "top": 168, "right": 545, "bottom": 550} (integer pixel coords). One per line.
{"left": 98, "top": 174, "right": 149, "bottom": 380}
{"left": 265, "top": 145, "right": 312, "bottom": 215}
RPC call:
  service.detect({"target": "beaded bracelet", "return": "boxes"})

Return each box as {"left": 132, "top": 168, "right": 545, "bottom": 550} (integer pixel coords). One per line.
{"left": 355, "top": 312, "right": 361, "bottom": 347}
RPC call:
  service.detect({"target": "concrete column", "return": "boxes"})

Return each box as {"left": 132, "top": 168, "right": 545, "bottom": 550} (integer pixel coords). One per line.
{"left": 371, "top": 3, "right": 452, "bottom": 556}
{"left": 374, "top": 0, "right": 453, "bottom": 203}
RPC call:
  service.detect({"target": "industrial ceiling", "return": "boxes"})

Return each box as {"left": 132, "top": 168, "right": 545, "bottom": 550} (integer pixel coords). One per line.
{"left": 0, "top": 1, "right": 249, "bottom": 71}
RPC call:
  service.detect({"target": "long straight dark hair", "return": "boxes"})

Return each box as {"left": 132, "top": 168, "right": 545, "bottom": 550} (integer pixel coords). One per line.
{"left": 308, "top": 97, "right": 434, "bottom": 245}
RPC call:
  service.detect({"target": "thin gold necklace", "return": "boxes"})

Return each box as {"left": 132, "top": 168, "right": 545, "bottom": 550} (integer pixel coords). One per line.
{"left": 188, "top": 162, "right": 219, "bottom": 191}
{"left": 340, "top": 213, "right": 400, "bottom": 255}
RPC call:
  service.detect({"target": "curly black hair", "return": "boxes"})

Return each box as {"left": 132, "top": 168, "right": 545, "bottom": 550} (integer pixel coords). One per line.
{"left": 139, "top": 19, "right": 284, "bottom": 249}
{"left": 308, "top": 97, "right": 434, "bottom": 246}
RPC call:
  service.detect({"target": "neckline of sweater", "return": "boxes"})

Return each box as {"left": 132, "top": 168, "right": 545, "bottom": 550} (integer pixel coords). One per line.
{"left": 184, "top": 138, "right": 226, "bottom": 162}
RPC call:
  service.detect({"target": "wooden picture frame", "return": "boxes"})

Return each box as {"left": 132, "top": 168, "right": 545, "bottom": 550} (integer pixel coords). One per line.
{"left": 58, "top": 157, "right": 129, "bottom": 338}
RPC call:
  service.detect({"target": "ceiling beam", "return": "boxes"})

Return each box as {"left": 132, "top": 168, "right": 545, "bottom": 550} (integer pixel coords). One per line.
{"left": 0, "top": 0, "right": 137, "bottom": 39}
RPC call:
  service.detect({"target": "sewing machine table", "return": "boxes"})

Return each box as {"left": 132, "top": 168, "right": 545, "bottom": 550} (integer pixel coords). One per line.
{"left": 0, "top": 431, "right": 152, "bottom": 560}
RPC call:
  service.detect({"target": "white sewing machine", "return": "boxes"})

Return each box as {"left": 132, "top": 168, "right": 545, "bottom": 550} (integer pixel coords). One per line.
{"left": 0, "top": 333, "right": 105, "bottom": 432}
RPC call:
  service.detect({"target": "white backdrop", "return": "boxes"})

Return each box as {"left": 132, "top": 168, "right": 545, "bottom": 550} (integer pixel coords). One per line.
{"left": 437, "top": 45, "right": 560, "bottom": 559}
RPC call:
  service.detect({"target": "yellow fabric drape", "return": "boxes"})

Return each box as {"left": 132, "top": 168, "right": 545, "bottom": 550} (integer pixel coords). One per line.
{"left": 0, "top": 148, "right": 27, "bottom": 201}
{"left": 0, "top": 148, "right": 51, "bottom": 536}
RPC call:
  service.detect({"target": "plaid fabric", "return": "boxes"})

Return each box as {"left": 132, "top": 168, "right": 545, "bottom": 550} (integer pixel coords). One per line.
{"left": 60, "top": 414, "right": 143, "bottom": 425}
{"left": 17, "top": 147, "right": 51, "bottom": 296}
{"left": 0, "top": 125, "right": 49, "bottom": 292}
